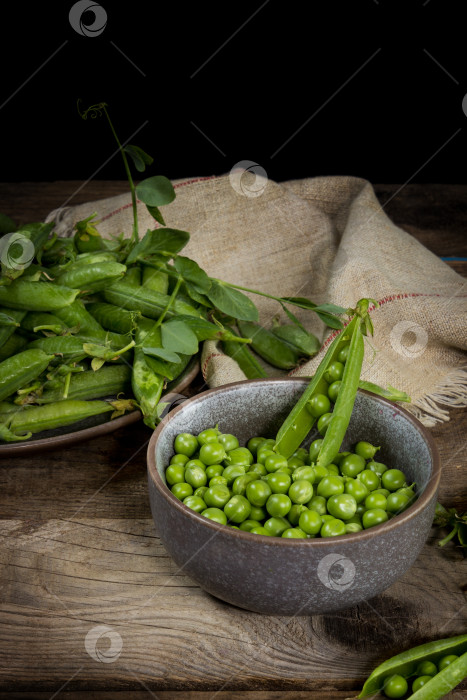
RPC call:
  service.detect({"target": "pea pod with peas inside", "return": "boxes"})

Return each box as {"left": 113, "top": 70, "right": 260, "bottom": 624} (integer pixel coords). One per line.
{"left": 0, "top": 279, "right": 80, "bottom": 311}
{"left": 358, "top": 633, "right": 467, "bottom": 698}
{"left": 0, "top": 348, "right": 54, "bottom": 402}
{"left": 237, "top": 320, "right": 301, "bottom": 370}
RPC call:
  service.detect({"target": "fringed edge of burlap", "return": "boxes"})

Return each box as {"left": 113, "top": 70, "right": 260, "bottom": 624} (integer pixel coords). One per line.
{"left": 404, "top": 366, "right": 467, "bottom": 428}
{"left": 201, "top": 342, "right": 467, "bottom": 429}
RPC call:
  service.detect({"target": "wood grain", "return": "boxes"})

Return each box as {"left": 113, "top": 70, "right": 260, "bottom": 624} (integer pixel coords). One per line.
{"left": 0, "top": 518, "right": 465, "bottom": 694}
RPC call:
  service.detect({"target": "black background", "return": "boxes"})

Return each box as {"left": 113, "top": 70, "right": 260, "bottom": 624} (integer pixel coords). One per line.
{"left": 1, "top": 1, "right": 465, "bottom": 184}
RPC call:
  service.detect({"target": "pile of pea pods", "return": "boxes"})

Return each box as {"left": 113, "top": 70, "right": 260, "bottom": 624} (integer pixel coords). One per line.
{"left": 0, "top": 219, "right": 340, "bottom": 442}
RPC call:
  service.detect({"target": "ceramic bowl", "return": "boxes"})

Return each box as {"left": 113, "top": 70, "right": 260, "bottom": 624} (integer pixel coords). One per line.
{"left": 147, "top": 379, "right": 440, "bottom": 615}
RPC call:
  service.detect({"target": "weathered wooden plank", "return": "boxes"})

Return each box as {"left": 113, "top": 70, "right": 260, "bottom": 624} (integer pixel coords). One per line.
{"left": 0, "top": 519, "right": 465, "bottom": 691}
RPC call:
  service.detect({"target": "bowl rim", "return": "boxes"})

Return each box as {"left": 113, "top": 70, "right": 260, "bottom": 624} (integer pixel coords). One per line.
{"left": 147, "top": 378, "right": 441, "bottom": 546}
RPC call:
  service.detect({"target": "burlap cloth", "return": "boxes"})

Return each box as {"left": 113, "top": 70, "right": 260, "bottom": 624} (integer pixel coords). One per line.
{"left": 46, "top": 174, "right": 467, "bottom": 427}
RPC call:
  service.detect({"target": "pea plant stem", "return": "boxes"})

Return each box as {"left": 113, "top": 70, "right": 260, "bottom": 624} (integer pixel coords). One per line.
{"left": 153, "top": 276, "right": 182, "bottom": 329}
{"left": 102, "top": 106, "right": 139, "bottom": 245}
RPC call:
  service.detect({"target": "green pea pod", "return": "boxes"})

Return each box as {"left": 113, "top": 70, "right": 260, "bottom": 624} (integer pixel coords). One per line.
{"left": 22, "top": 312, "right": 68, "bottom": 336}
{"left": 0, "top": 348, "right": 54, "bottom": 402}
{"left": 37, "top": 365, "right": 132, "bottom": 403}
{"left": 237, "top": 320, "right": 300, "bottom": 370}
{"left": 0, "top": 280, "right": 80, "bottom": 311}
{"left": 315, "top": 319, "right": 364, "bottom": 468}
{"left": 72, "top": 251, "right": 119, "bottom": 266}
{"left": 0, "top": 421, "right": 32, "bottom": 442}
{"left": 87, "top": 302, "right": 140, "bottom": 335}
{"left": 0, "top": 332, "right": 28, "bottom": 361}
{"left": 142, "top": 265, "right": 169, "bottom": 294}
{"left": 55, "top": 262, "right": 127, "bottom": 292}
{"left": 53, "top": 301, "right": 129, "bottom": 347}
{"left": 132, "top": 347, "right": 164, "bottom": 429}
{"left": 6, "top": 399, "right": 115, "bottom": 436}
{"left": 27, "top": 335, "right": 86, "bottom": 360}
{"left": 104, "top": 281, "right": 203, "bottom": 320}
{"left": 40, "top": 237, "right": 76, "bottom": 266}
{"left": 0, "top": 311, "right": 22, "bottom": 327}
{"left": 0, "top": 309, "right": 27, "bottom": 348}
{"left": 222, "top": 326, "right": 267, "bottom": 379}
{"left": 172, "top": 315, "right": 251, "bottom": 345}
{"left": 271, "top": 323, "right": 320, "bottom": 357}
{"left": 274, "top": 315, "right": 359, "bottom": 458}
{"left": 358, "top": 380, "right": 411, "bottom": 403}
{"left": 123, "top": 266, "right": 142, "bottom": 287}
{"left": 359, "top": 634, "right": 467, "bottom": 697}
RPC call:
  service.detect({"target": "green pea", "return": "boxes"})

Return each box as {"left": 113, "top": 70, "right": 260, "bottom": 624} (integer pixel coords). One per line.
{"left": 307, "top": 495, "right": 327, "bottom": 515}
{"left": 247, "top": 436, "right": 266, "bottom": 455}
{"left": 344, "top": 478, "right": 369, "bottom": 504}
{"left": 337, "top": 343, "right": 350, "bottom": 363}
{"left": 438, "top": 654, "right": 459, "bottom": 670}
{"left": 292, "top": 465, "right": 316, "bottom": 483}
{"left": 209, "top": 475, "right": 228, "bottom": 487}
{"left": 224, "top": 495, "right": 251, "bottom": 523}
{"left": 362, "top": 508, "right": 388, "bottom": 529}
{"left": 321, "top": 518, "right": 346, "bottom": 537}
{"left": 265, "top": 471, "right": 291, "bottom": 494}
{"left": 327, "top": 380, "right": 342, "bottom": 402}
{"left": 185, "top": 459, "right": 206, "bottom": 472}
{"left": 326, "top": 463, "right": 340, "bottom": 475}
{"left": 205, "top": 464, "right": 224, "bottom": 479}
{"left": 203, "top": 484, "right": 231, "bottom": 508}
{"left": 263, "top": 516, "right": 290, "bottom": 537}
{"left": 327, "top": 493, "right": 357, "bottom": 521}
{"left": 249, "top": 505, "right": 267, "bottom": 521}
{"left": 227, "top": 446, "right": 254, "bottom": 466}
{"left": 246, "top": 479, "right": 272, "bottom": 506}
{"left": 317, "top": 412, "right": 333, "bottom": 436}
{"left": 239, "top": 519, "right": 262, "bottom": 532}
{"left": 364, "top": 492, "right": 388, "bottom": 511}
{"left": 416, "top": 660, "right": 437, "bottom": 676}
{"left": 218, "top": 433, "right": 240, "bottom": 452}
{"left": 299, "top": 509, "right": 322, "bottom": 535}
{"left": 185, "top": 465, "right": 207, "bottom": 489}
{"left": 222, "top": 464, "right": 246, "bottom": 485}
{"left": 306, "top": 393, "right": 331, "bottom": 418}
{"left": 340, "top": 453, "right": 366, "bottom": 477}
{"left": 288, "top": 479, "right": 313, "bottom": 504}
{"left": 183, "top": 495, "right": 207, "bottom": 513}
{"left": 287, "top": 456, "right": 305, "bottom": 470}
{"left": 250, "top": 525, "right": 270, "bottom": 536}
{"left": 386, "top": 492, "right": 410, "bottom": 514}
{"left": 382, "top": 469, "right": 407, "bottom": 492}
{"left": 412, "top": 675, "right": 432, "bottom": 693}
{"left": 194, "top": 486, "right": 208, "bottom": 499}
{"left": 367, "top": 460, "right": 388, "bottom": 476}
{"left": 309, "top": 438, "right": 324, "bottom": 462}
{"left": 264, "top": 453, "right": 288, "bottom": 473}
{"left": 282, "top": 527, "right": 307, "bottom": 538}
{"left": 232, "top": 473, "right": 259, "bottom": 496}
{"left": 165, "top": 464, "right": 185, "bottom": 486}
{"left": 292, "top": 447, "right": 309, "bottom": 462}
{"left": 248, "top": 462, "right": 268, "bottom": 476}
{"left": 288, "top": 504, "right": 309, "bottom": 526}
{"left": 317, "top": 475, "right": 344, "bottom": 498}
{"left": 201, "top": 507, "right": 227, "bottom": 525}
{"left": 170, "top": 453, "right": 190, "bottom": 466}
{"left": 324, "top": 360, "right": 345, "bottom": 383}
{"left": 174, "top": 432, "right": 199, "bottom": 457}
{"left": 266, "top": 493, "right": 292, "bottom": 518}
{"left": 199, "top": 442, "right": 227, "bottom": 465}
{"left": 358, "top": 469, "right": 381, "bottom": 491}
{"left": 383, "top": 674, "right": 408, "bottom": 698}
{"left": 355, "top": 440, "right": 380, "bottom": 460}
{"left": 257, "top": 447, "right": 276, "bottom": 465}
{"left": 171, "top": 482, "right": 193, "bottom": 500}
{"left": 312, "top": 464, "right": 329, "bottom": 482}
{"left": 197, "top": 427, "right": 220, "bottom": 445}
{"left": 345, "top": 521, "right": 363, "bottom": 533}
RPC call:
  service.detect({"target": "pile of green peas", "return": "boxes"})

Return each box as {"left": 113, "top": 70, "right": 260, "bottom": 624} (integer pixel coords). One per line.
{"left": 381, "top": 654, "right": 461, "bottom": 697}
{"left": 165, "top": 426, "right": 417, "bottom": 538}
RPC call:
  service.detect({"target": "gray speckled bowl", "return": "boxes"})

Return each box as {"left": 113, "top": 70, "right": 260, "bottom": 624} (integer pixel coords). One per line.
{"left": 147, "top": 379, "right": 440, "bottom": 616}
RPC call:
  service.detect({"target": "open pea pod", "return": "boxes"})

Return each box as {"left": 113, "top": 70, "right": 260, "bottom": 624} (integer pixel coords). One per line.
{"left": 274, "top": 314, "right": 359, "bottom": 458}
{"left": 358, "top": 634, "right": 467, "bottom": 697}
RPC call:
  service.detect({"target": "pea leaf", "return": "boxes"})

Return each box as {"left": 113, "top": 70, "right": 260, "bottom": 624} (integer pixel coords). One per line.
{"left": 146, "top": 205, "right": 166, "bottom": 226}
{"left": 161, "top": 320, "right": 199, "bottom": 355}
{"left": 312, "top": 303, "right": 348, "bottom": 315}
{"left": 316, "top": 311, "right": 343, "bottom": 329}
{"left": 0, "top": 214, "right": 17, "bottom": 235}
{"left": 174, "top": 256, "right": 211, "bottom": 294}
{"left": 279, "top": 301, "right": 306, "bottom": 331}
{"left": 207, "top": 281, "right": 258, "bottom": 321}
{"left": 142, "top": 346, "right": 181, "bottom": 363}
{"left": 126, "top": 228, "right": 190, "bottom": 264}
{"left": 124, "top": 144, "right": 153, "bottom": 173}
{"left": 182, "top": 282, "right": 212, "bottom": 307}
{"left": 136, "top": 176, "right": 176, "bottom": 207}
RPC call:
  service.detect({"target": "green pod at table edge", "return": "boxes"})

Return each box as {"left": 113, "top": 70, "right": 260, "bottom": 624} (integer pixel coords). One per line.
{"left": 358, "top": 634, "right": 467, "bottom": 698}
{"left": 6, "top": 399, "right": 118, "bottom": 436}
{"left": 274, "top": 315, "right": 359, "bottom": 458}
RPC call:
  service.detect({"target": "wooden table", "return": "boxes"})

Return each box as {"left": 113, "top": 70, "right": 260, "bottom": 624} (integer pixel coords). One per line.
{"left": 0, "top": 182, "right": 466, "bottom": 699}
